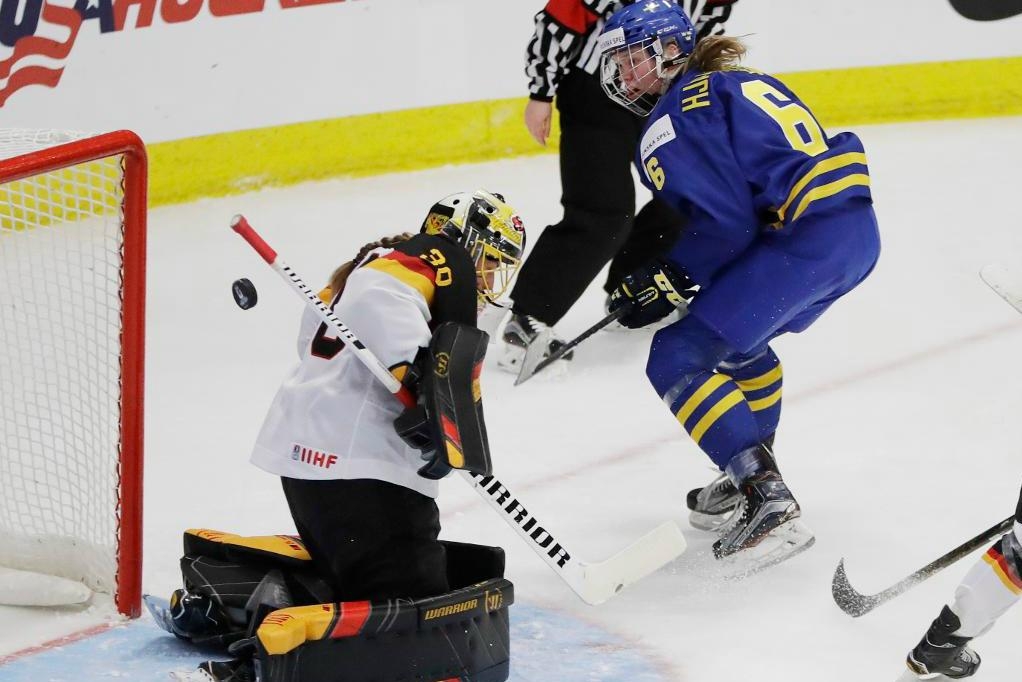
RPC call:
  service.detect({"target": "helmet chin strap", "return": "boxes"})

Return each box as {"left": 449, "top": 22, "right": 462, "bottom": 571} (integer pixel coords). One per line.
{"left": 657, "top": 55, "right": 688, "bottom": 89}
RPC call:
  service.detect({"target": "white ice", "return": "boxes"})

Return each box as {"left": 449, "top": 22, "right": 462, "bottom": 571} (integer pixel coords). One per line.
{"left": 3, "top": 115, "right": 1022, "bottom": 681}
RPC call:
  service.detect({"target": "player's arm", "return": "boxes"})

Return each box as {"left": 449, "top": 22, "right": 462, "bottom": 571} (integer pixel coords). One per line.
{"left": 526, "top": 1, "right": 602, "bottom": 101}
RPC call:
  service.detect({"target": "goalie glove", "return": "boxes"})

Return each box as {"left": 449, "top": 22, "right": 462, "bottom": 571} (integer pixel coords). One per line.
{"left": 393, "top": 322, "right": 491, "bottom": 480}
{"left": 608, "top": 259, "right": 697, "bottom": 329}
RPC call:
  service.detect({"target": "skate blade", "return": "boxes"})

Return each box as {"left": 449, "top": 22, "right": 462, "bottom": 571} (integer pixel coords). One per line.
{"left": 169, "top": 670, "right": 215, "bottom": 682}
{"left": 893, "top": 667, "right": 950, "bottom": 681}
{"left": 715, "top": 519, "right": 815, "bottom": 580}
{"left": 143, "top": 594, "right": 176, "bottom": 634}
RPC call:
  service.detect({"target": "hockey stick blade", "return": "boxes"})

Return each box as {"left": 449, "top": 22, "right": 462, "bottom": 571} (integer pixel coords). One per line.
{"left": 832, "top": 516, "right": 1015, "bottom": 617}
{"left": 513, "top": 327, "right": 553, "bottom": 386}
{"left": 573, "top": 521, "right": 687, "bottom": 605}
{"left": 831, "top": 559, "right": 887, "bottom": 617}
{"left": 515, "top": 308, "right": 626, "bottom": 386}
{"left": 980, "top": 263, "right": 1022, "bottom": 314}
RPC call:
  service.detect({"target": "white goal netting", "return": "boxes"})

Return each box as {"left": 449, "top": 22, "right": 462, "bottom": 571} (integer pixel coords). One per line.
{"left": 0, "top": 129, "right": 144, "bottom": 611}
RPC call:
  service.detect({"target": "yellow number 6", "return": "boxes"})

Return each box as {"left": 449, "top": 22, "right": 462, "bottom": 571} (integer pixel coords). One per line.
{"left": 645, "top": 156, "right": 666, "bottom": 190}
{"left": 741, "top": 80, "right": 828, "bottom": 157}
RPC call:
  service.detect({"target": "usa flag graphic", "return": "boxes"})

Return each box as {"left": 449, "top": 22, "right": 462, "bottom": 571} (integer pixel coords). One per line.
{"left": 0, "top": 1, "right": 83, "bottom": 107}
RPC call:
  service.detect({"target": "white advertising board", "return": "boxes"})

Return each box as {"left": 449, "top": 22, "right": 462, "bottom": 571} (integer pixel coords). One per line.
{"left": 0, "top": 0, "right": 1019, "bottom": 142}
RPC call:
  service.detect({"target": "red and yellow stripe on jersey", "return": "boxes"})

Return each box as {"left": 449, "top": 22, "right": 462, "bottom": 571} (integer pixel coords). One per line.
{"left": 362, "top": 250, "right": 442, "bottom": 307}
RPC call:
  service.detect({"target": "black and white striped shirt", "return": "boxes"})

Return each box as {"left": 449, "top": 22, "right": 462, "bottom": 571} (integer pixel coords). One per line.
{"left": 525, "top": 0, "right": 737, "bottom": 101}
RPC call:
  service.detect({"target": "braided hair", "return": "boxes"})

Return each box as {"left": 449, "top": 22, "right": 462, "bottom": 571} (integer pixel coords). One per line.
{"left": 326, "top": 233, "right": 414, "bottom": 299}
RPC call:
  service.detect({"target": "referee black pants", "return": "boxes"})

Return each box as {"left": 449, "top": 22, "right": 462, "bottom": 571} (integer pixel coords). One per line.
{"left": 281, "top": 477, "right": 449, "bottom": 601}
{"left": 510, "top": 68, "right": 685, "bottom": 326}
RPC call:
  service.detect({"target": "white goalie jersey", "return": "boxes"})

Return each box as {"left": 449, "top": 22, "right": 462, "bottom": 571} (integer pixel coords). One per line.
{"left": 249, "top": 233, "right": 478, "bottom": 498}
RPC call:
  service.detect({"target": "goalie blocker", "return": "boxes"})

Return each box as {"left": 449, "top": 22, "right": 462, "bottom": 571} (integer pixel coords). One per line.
{"left": 394, "top": 322, "right": 491, "bottom": 480}
{"left": 151, "top": 529, "right": 513, "bottom": 682}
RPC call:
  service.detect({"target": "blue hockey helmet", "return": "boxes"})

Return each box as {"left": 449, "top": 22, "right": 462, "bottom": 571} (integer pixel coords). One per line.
{"left": 598, "top": 0, "right": 696, "bottom": 116}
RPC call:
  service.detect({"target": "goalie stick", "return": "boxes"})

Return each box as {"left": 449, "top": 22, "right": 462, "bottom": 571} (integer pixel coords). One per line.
{"left": 832, "top": 516, "right": 1014, "bottom": 617}
{"left": 230, "top": 215, "right": 686, "bottom": 606}
{"left": 514, "top": 307, "right": 627, "bottom": 386}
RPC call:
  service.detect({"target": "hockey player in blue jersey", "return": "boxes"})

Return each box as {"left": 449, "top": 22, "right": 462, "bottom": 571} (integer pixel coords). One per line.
{"left": 598, "top": 1, "right": 880, "bottom": 563}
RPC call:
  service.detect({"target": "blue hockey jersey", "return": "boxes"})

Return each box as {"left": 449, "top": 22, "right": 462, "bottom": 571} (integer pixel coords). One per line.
{"left": 637, "top": 67, "right": 872, "bottom": 286}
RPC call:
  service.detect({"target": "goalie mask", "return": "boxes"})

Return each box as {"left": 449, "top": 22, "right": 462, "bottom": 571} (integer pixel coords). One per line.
{"left": 598, "top": 0, "right": 695, "bottom": 116}
{"left": 421, "top": 190, "right": 526, "bottom": 306}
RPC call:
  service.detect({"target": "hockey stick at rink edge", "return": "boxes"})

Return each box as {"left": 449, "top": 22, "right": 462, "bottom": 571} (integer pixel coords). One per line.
{"left": 229, "top": 215, "right": 687, "bottom": 606}
{"left": 831, "top": 516, "right": 1015, "bottom": 618}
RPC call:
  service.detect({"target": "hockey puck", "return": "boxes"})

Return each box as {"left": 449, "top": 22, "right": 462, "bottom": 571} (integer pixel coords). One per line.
{"left": 232, "top": 278, "right": 258, "bottom": 310}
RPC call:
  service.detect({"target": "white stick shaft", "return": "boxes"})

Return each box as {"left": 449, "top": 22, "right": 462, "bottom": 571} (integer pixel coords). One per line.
{"left": 464, "top": 471, "right": 597, "bottom": 601}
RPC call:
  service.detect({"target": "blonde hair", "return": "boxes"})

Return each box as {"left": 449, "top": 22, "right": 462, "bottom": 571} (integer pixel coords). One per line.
{"left": 327, "top": 233, "right": 414, "bottom": 298}
{"left": 682, "top": 35, "right": 746, "bottom": 75}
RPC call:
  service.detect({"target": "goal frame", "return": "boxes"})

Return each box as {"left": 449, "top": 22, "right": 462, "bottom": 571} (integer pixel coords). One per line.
{"left": 0, "top": 130, "right": 147, "bottom": 618}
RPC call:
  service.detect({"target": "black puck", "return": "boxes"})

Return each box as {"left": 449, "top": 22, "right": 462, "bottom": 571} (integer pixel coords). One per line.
{"left": 232, "top": 278, "right": 258, "bottom": 310}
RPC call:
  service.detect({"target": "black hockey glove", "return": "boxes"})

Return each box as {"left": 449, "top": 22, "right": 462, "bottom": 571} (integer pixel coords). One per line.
{"left": 392, "top": 347, "right": 451, "bottom": 479}
{"left": 608, "top": 259, "right": 696, "bottom": 329}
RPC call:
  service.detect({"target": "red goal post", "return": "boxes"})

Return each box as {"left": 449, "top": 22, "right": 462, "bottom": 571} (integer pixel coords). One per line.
{"left": 0, "top": 130, "right": 146, "bottom": 617}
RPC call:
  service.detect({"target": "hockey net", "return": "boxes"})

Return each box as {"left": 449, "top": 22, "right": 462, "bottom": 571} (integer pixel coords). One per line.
{"left": 0, "top": 130, "right": 146, "bottom": 617}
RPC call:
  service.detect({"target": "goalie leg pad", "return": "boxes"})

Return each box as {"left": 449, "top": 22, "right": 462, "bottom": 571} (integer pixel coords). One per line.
{"left": 252, "top": 576, "right": 514, "bottom": 682}
{"left": 180, "top": 541, "right": 510, "bottom": 682}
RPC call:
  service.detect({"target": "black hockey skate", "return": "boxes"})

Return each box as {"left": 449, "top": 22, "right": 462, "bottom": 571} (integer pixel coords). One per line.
{"left": 499, "top": 312, "right": 573, "bottom": 377}
{"left": 145, "top": 589, "right": 234, "bottom": 645}
{"left": 687, "top": 437, "right": 775, "bottom": 531}
{"left": 905, "top": 606, "right": 981, "bottom": 679}
{"left": 686, "top": 473, "right": 739, "bottom": 531}
{"left": 712, "top": 445, "right": 813, "bottom": 568}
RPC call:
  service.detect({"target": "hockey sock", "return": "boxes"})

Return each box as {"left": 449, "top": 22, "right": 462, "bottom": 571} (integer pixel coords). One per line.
{"left": 718, "top": 345, "right": 782, "bottom": 444}
{"left": 666, "top": 370, "right": 761, "bottom": 469}
{"left": 646, "top": 315, "right": 761, "bottom": 469}
{"left": 948, "top": 521, "right": 1022, "bottom": 638}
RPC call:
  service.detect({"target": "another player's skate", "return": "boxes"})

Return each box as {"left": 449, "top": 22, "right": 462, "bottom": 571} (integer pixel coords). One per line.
{"left": 903, "top": 605, "right": 981, "bottom": 679}
{"left": 712, "top": 444, "right": 814, "bottom": 572}
{"left": 688, "top": 436, "right": 776, "bottom": 531}
{"left": 686, "top": 473, "right": 739, "bottom": 531}
{"left": 499, "top": 312, "right": 573, "bottom": 379}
